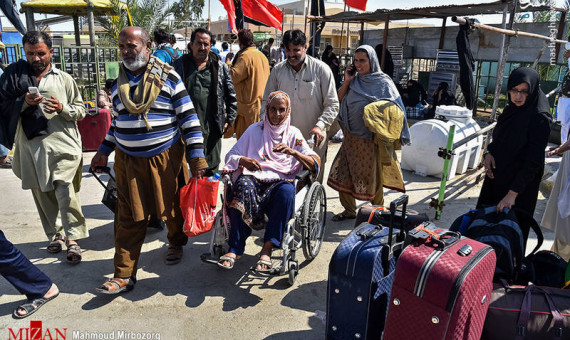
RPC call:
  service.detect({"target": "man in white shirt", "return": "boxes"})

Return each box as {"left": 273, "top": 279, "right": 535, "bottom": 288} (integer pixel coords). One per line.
{"left": 263, "top": 30, "right": 339, "bottom": 182}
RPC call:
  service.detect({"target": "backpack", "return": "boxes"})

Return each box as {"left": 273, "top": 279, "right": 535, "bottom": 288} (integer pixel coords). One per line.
{"left": 450, "top": 206, "right": 543, "bottom": 282}
{"left": 161, "top": 47, "right": 180, "bottom": 64}
{"left": 561, "top": 72, "right": 570, "bottom": 97}
{"left": 518, "top": 250, "right": 568, "bottom": 287}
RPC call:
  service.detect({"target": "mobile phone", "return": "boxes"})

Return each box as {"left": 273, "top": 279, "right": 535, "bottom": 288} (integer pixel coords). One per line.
{"left": 28, "top": 86, "right": 39, "bottom": 95}
{"left": 347, "top": 63, "right": 356, "bottom": 76}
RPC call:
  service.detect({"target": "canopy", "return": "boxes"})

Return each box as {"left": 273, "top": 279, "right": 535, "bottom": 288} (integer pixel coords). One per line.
{"left": 318, "top": 1, "right": 553, "bottom": 23}
{"left": 20, "top": 0, "right": 129, "bottom": 16}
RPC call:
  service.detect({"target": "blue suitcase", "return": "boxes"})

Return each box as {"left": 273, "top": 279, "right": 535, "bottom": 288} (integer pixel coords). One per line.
{"left": 326, "top": 195, "right": 408, "bottom": 340}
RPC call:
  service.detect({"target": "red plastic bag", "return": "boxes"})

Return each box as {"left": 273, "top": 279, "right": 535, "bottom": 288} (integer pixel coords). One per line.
{"left": 180, "top": 177, "right": 219, "bottom": 237}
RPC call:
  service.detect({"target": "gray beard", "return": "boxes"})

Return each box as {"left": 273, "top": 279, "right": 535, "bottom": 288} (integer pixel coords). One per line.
{"left": 123, "top": 50, "right": 148, "bottom": 71}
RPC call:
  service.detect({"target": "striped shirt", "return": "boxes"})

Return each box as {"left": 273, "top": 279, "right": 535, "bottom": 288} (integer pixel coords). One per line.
{"left": 98, "top": 68, "right": 205, "bottom": 159}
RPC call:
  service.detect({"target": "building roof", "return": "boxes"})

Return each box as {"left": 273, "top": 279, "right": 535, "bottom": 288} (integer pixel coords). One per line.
{"left": 318, "top": 1, "right": 555, "bottom": 23}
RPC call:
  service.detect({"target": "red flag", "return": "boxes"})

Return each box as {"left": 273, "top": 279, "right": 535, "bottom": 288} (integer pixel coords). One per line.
{"left": 219, "top": 0, "right": 238, "bottom": 33}
{"left": 242, "top": 0, "right": 283, "bottom": 31}
{"left": 345, "top": 0, "right": 367, "bottom": 11}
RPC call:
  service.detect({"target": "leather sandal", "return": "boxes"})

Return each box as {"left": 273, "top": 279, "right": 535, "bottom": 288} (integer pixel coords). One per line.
{"left": 12, "top": 291, "right": 59, "bottom": 319}
{"left": 66, "top": 242, "right": 82, "bottom": 265}
{"left": 332, "top": 211, "right": 356, "bottom": 222}
{"left": 47, "top": 234, "right": 66, "bottom": 253}
{"left": 95, "top": 277, "right": 135, "bottom": 295}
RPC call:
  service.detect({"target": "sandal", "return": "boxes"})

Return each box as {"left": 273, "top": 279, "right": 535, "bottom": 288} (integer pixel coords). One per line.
{"left": 217, "top": 255, "right": 236, "bottom": 270}
{"left": 164, "top": 245, "right": 183, "bottom": 265}
{"left": 66, "top": 242, "right": 82, "bottom": 265}
{"left": 95, "top": 277, "right": 135, "bottom": 295}
{"left": 12, "top": 291, "right": 59, "bottom": 319}
{"left": 332, "top": 211, "right": 356, "bottom": 222}
{"left": 47, "top": 234, "right": 66, "bottom": 253}
{"left": 254, "top": 259, "right": 273, "bottom": 274}
{"left": 0, "top": 156, "right": 12, "bottom": 169}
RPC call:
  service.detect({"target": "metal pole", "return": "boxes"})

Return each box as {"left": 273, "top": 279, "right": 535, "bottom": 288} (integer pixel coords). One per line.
{"left": 490, "top": 2, "right": 509, "bottom": 122}
{"left": 435, "top": 125, "right": 456, "bottom": 220}
{"left": 339, "top": 3, "right": 346, "bottom": 62}
{"left": 292, "top": 9, "right": 296, "bottom": 30}
{"left": 346, "top": 21, "right": 350, "bottom": 57}
{"left": 208, "top": 0, "right": 211, "bottom": 31}
{"left": 303, "top": 0, "right": 309, "bottom": 35}
{"left": 359, "top": 21, "right": 364, "bottom": 46}
{"left": 87, "top": 1, "right": 96, "bottom": 46}
{"left": 438, "top": 17, "right": 447, "bottom": 49}
{"left": 381, "top": 15, "right": 389, "bottom": 70}
{"left": 73, "top": 15, "right": 81, "bottom": 46}
{"left": 25, "top": 8, "right": 34, "bottom": 31}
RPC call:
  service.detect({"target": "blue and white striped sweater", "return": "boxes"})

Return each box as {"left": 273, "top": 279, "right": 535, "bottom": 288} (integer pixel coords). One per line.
{"left": 98, "top": 69, "right": 205, "bottom": 159}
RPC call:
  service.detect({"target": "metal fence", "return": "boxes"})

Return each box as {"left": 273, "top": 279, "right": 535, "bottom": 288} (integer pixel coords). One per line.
{"left": 408, "top": 57, "right": 567, "bottom": 115}
{"left": 4, "top": 44, "right": 121, "bottom": 102}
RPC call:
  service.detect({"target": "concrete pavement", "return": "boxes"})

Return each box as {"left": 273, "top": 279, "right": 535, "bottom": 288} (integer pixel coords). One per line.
{"left": 0, "top": 138, "right": 556, "bottom": 339}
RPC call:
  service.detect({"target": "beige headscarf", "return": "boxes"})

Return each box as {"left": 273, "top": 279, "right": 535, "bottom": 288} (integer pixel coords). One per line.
{"left": 116, "top": 56, "right": 172, "bottom": 130}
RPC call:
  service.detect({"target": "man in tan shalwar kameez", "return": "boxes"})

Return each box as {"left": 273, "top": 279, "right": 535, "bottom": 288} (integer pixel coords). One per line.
{"left": 225, "top": 29, "right": 269, "bottom": 140}
{"left": 0, "top": 31, "right": 87, "bottom": 264}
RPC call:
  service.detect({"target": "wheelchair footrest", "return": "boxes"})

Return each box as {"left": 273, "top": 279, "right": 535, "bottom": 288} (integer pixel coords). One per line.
{"left": 200, "top": 253, "right": 220, "bottom": 265}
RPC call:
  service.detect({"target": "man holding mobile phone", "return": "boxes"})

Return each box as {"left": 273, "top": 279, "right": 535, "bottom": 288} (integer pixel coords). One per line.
{"left": 0, "top": 31, "right": 88, "bottom": 265}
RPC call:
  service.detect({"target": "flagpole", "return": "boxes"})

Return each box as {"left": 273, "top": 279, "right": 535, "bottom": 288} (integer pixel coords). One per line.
{"left": 208, "top": 0, "right": 211, "bottom": 30}
{"left": 303, "top": 0, "right": 309, "bottom": 35}
{"left": 339, "top": 3, "right": 346, "bottom": 64}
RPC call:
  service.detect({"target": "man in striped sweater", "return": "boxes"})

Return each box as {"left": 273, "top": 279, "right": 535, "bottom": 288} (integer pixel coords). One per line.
{"left": 91, "top": 27, "right": 207, "bottom": 294}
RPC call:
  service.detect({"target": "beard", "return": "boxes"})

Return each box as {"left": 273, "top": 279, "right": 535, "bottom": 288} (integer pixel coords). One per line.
{"left": 287, "top": 54, "right": 305, "bottom": 67}
{"left": 30, "top": 60, "right": 49, "bottom": 74}
{"left": 123, "top": 49, "right": 148, "bottom": 71}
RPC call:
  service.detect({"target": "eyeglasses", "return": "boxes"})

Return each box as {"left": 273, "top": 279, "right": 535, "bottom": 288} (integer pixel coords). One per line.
{"left": 508, "top": 89, "right": 530, "bottom": 96}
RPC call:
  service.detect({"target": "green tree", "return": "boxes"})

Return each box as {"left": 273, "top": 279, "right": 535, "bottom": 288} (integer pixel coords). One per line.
{"left": 170, "top": 0, "right": 205, "bottom": 28}
{"left": 97, "top": 0, "right": 172, "bottom": 45}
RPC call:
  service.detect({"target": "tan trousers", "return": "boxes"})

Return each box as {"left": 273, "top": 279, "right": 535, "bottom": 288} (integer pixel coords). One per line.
{"left": 113, "top": 140, "right": 189, "bottom": 278}
{"left": 31, "top": 180, "right": 88, "bottom": 241}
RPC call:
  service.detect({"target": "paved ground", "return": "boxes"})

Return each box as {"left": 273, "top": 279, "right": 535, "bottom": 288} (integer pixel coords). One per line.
{"left": 0, "top": 137, "right": 558, "bottom": 339}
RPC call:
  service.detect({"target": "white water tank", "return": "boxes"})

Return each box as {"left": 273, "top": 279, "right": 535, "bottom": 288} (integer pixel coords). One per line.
{"left": 401, "top": 105, "right": 483, "bottom": 180}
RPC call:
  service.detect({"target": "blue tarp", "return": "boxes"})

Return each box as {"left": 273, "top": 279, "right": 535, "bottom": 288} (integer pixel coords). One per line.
{"left": 2, "top": 31, "right": 22, "bottom": 44}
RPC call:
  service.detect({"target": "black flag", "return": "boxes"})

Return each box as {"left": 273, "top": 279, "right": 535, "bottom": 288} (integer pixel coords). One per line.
{"left": 310, "top": 0, "right": 325, "bottom": 58}
{"left": 234, "top": 0, "right": 244, "bottom": 31}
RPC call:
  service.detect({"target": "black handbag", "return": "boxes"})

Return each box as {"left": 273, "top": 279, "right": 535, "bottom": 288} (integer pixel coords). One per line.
{"left": 482, "top": 282, "right": 570, "bottom": 340}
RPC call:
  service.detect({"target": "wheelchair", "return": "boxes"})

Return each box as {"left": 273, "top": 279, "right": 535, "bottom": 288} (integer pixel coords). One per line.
{"left": 200, "top": 170, "right": 327, "bottom": 285}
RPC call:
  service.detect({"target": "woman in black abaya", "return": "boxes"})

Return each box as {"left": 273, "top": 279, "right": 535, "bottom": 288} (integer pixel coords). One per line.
{"left": 477, "top": 67, "right": 551, "bottom": 213}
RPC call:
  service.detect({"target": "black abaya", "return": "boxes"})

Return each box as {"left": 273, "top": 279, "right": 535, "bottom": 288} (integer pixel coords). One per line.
{"left": 477, "top": 67, "right": 552, "bottom": 213}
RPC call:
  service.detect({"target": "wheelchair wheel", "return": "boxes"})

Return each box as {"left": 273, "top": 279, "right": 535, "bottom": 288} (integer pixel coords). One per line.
{"left": 288, "top": 261, "right": 298, "bottom": 285}
{"left": 302, "top": 182, "right": 327, "bottom": 260}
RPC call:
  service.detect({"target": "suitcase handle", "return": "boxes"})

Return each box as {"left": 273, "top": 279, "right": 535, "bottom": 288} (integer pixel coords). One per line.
{"left": 431, "top": 231, "right": 461, "bottom": 249}
{"left": 388, "top": 194, "right": 408, "bottom": 248}
{"left": 357, "top": 225, "right": 383, "bottom": 241}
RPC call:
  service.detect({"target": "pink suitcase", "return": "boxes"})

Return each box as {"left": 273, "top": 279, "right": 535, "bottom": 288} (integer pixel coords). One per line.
{"left": 383, "top": 223, "right": 496, "bottom": 340}
{"left": 78, "top": 108, "right": 111, "bottom": 151}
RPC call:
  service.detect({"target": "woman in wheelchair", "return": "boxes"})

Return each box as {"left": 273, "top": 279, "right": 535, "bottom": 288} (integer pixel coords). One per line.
{"left": 218, "top": 91, "right": 321, "bottom": 272}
